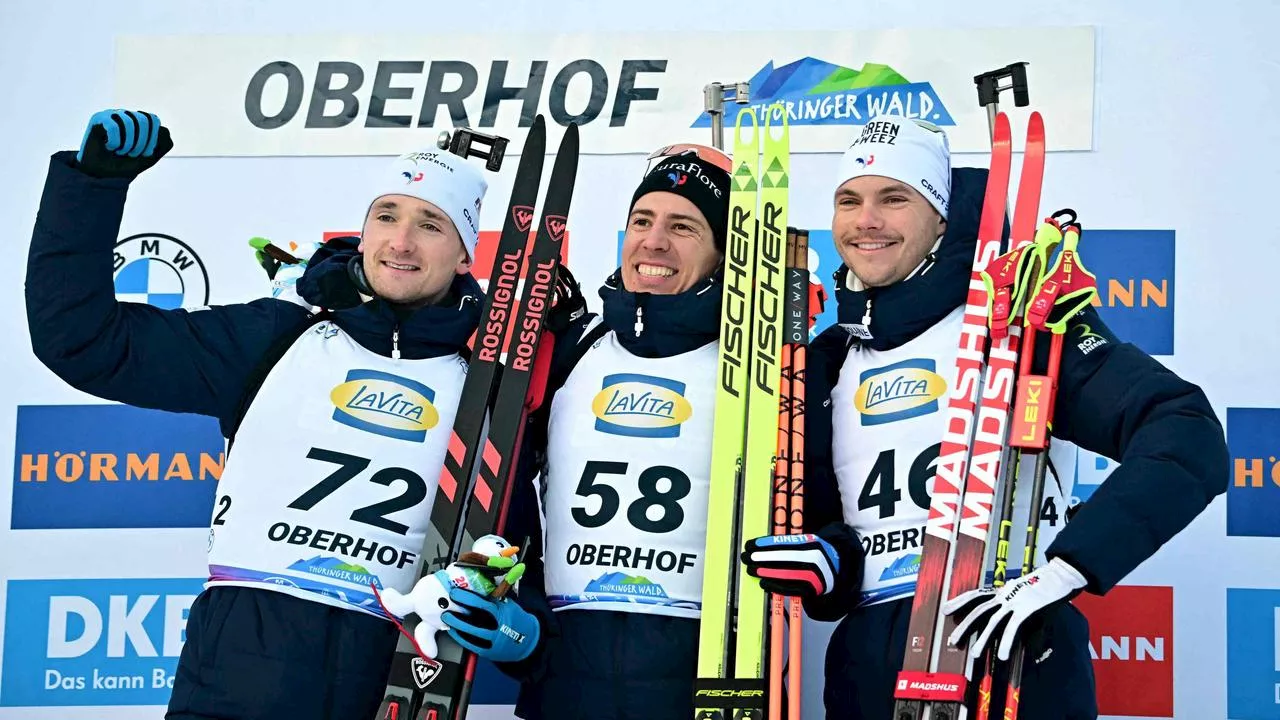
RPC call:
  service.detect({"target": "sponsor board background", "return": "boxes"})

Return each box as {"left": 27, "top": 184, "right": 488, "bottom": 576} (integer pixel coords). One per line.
{"left": 1, "top": 1, "right": 1278, "bottom": 719}
{"left": 110, "top": 28, "right": 1095, "bottom": 157}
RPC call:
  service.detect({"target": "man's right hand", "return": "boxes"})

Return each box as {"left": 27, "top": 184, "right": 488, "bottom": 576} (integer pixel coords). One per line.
{"left": 75, "top": 109, "right": 173, "bottom": 179}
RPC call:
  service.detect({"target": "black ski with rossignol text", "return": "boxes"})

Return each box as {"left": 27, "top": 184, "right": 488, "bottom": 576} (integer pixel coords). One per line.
{"left": 376, "top": 116, "right": 579, "bottom": 720}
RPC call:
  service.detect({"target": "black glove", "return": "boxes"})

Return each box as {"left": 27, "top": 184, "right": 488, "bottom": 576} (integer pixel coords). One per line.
{"left": 548, "top": 262, "right": 587, "bottom": 333}
{"left": 75, "top": 109, "right": 173, "bottom": 179}
{"left": 742, "top": 533, "right": 844, "bottom": 600}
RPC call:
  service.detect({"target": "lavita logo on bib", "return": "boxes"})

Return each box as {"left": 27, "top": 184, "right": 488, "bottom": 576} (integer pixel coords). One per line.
{"left": 592, "top": 373, "right": 693, "bottom": 439}
{"left": 329, "top": 369, "right": 439, "bottom": 442}
{"left": 854, "top": 358, "right": 946, "bottom": 426}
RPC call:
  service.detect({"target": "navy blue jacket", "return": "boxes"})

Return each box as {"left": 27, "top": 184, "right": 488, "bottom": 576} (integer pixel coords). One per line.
{"left": 496, "top": 267, "right": 724, "bottom": 720}
{"left": 26, "top": 151, "right": 483, "bottom": 438}
{"left": 799, "top": 167, "right": 1229, "bottom": 623}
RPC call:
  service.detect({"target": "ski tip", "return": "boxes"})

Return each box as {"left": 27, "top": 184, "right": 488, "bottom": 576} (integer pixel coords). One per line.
{"left": 1026, "top": 110, "right": 1046, "bottom": 145}
{"left": 763, "top": 101, "right": 787, "bottom": 125}
{"left": 733, "top": 111, "right": 759, "bottom": 158}
{"left": 994, "top": 111, "right": 1012, "bottom": 140}
{"left": 546, "top": 121, "right": 579, "bottom": 161}
{"left": 518, "top": 116, "right": 547, "bottom": 160}
{"left": 763, "top": 102, "right": 790, "bottom": 142}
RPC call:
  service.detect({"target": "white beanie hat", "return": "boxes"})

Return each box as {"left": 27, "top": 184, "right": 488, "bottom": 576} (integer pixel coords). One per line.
{"left": 368, "top": 149, "right": 489, "bottom": 260}
{"left": 835, "top": 114, "right": 951, "bottom": 218}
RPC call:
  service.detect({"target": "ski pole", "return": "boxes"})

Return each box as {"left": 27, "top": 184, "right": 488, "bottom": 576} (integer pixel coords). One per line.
{"left": 768, "top": 230, "right": 795, "bottom": 720}
{"left": 786, "top": 229, "right": 815, "bottom": 720}
{"left": 1000, "top": 213, "right": 1098, "bottom": 719}
{"left": 972, "top": 215, "right": 1064, "bottom": 720}
{"left": 766, "top": 228, "right": 816, "bottom": 720}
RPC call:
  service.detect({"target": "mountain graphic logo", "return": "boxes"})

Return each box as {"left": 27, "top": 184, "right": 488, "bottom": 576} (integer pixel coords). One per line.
{"left": 288, "top": 556, "right": 381, "bottom": 588}
{"left": 585, "top": 572, "right": 670, "bottom": 598}
{"left": 878, "top": 553, "right": 922, "bottom": 582}
{"left": 691, "top": 58, "right": 954, "bottom": 129}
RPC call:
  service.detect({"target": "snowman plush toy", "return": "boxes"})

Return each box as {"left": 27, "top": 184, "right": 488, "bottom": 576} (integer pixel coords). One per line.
{"left": 378, "top": 535, "right": 526, "bottom": 659}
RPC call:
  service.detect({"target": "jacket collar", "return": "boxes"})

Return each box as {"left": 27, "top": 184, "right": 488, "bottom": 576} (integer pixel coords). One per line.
{"left": 598, "top": 266, "right": 722, "bottom": 358}
{"left": 297, "top": 236, "right": 481, "bottom": 359}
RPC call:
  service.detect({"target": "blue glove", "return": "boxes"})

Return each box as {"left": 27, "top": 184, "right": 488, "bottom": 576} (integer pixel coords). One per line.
{"left": 76, "top": 109, "right": 173, "bottom": 179}
{"left": 441, "top": 588, "right": 540, "bottom": 663}
{"left": 741, "top": 533, "right": 842, "bottom": 600}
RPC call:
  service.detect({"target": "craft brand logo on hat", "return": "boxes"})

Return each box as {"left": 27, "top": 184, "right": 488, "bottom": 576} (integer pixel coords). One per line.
{"left": 372, "top": 150, "right": 488, "bottom": 261}
{"left": 836, "top": 113, "right": 951, "bottom": 217}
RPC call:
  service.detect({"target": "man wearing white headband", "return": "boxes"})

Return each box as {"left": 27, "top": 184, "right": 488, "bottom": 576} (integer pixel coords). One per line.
{"left": 25, "top": 109, "right": 491, "bottom": 720}
{"left": 358, "top": 148, "right": 487, "bottom": 304}
{"left": 829, "top": 114, "right": 952, "bottom": 291}
{"left": 744, "top": 113, "right": 1227, "bottom": 718}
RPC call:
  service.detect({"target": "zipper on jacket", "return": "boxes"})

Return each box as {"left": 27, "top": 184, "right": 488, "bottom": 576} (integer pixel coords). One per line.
{"left": 634, "top": 306, "right": 645, "bottom": 337}
{"left": 846, "top": 293, "right": 874, "bottom": 343}
{"left": 392, "top": 327, "right": 401, "bottom": 360}
{"left": 918, "top": 251, "right": 939, "bottom": 277}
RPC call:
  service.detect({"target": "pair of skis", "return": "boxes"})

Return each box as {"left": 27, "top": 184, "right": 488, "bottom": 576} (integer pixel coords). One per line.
{"left": 377, "top": 115, "right": 579, "bottom": 720}
{"left": 892, "top": 108, "right": 1098, "bottom": 720}
{"left": 694, "top": 102, "right": 806, "bottom": 720}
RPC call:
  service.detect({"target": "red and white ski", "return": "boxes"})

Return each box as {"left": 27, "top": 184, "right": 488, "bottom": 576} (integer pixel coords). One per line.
{"left": 892, "top": 110, "right": 1046, "bottom": 720}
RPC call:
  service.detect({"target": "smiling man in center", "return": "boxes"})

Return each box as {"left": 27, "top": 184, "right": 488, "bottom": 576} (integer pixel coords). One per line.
{"left": 432, "top": 145, "right": 732, "bottom": 720}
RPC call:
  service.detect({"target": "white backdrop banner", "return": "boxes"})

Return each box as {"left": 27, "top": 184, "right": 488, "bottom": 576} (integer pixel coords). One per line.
{"left": 112, "top": 28, "right": 1095, "bottom": 158}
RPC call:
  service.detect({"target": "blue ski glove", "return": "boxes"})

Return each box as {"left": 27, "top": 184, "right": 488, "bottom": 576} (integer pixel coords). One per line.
{"left": 440, "top": 587, "right": 540, "bottom": 663}
{"left": 741, "top": 533, "right": 842, "bottom": 600}
{"left": 75, "top": 109, "right": 173, "bottom": 179}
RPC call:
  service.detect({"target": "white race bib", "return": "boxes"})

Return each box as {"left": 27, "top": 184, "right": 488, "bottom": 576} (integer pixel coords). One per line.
{"left": 206, "top": 320, "right": 466, "bottom": 618}
{"left": 833, "top": 307, "right": 1077, "bottom": 606}
{"left": 540, "top": 332, "right": 717, "bottom": 619}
